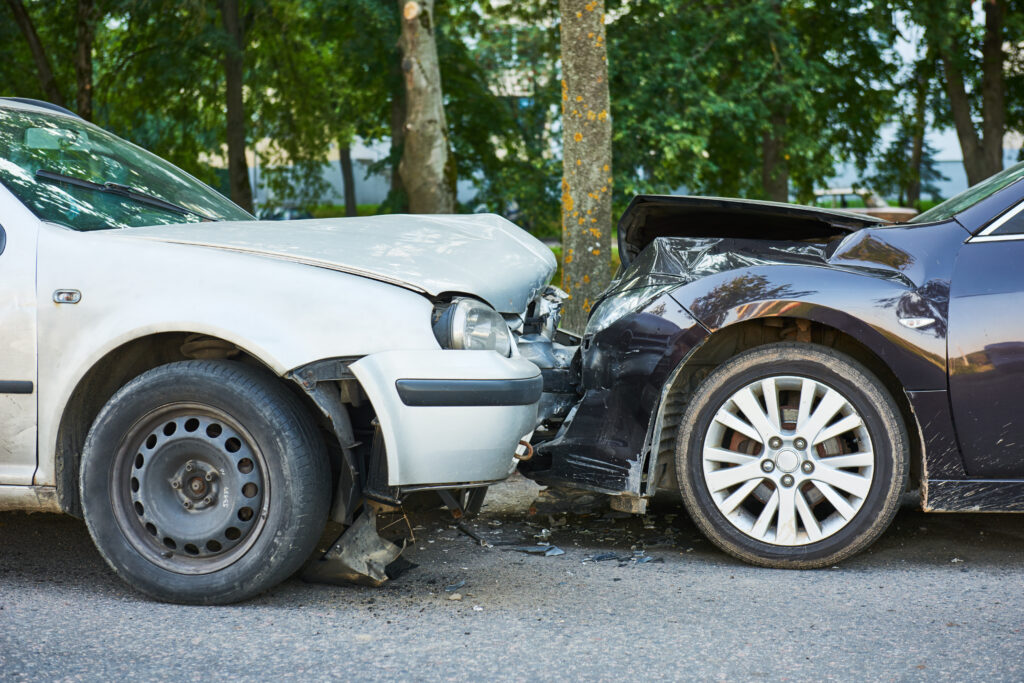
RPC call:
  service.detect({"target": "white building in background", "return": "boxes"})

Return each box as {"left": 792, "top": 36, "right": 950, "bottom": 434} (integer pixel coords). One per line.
{"left": 247, "top": 138, "right": 478, "bottom": 209}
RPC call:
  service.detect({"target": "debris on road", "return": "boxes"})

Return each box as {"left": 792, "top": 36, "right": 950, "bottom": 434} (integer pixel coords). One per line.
{"left": 582, "top": 550, "right": 663, "bottom": 566}
{"left": 500, "top": 544, "right": 565, "bottom": 557}
{"left": 445, "top": 580, "right": 466, "bottom": 592}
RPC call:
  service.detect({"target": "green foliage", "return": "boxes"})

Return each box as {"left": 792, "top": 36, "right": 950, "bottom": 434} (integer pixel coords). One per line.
{"left": 608, "top": 0, "right": 899, "bottom": 202}
{"left": 866, "top": 128, "right": 948, "bottom": 207}
{"left": 3, "top": 0, "right": 1021, "bottom": 237}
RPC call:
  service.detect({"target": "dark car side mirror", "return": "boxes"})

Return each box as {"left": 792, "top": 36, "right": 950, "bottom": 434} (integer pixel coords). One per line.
{"left": 0, "top": 224, "right": 6, "bottom": 256}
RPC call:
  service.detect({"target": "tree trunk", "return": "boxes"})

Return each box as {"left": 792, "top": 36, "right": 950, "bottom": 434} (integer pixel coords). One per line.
{"left": 75, "top": 0, "right": 96, "bottom": 121}
{"left": 939, "top": 0, "right": 1004, "bottom": 186}
{"left": 761, "top": 111, "right": 789, "bottom": 202}
{"left": 397, "top": 0, "right": 455, "bottom": 214}
{"left": 979, "top": 0, "right": 1005, "bottom": 176}
{"left": 387, "top": 52, "right": 408, "bottom": 211}
{"left": 220, "top": 0, "right": 254, "bottom": 213}
{"left": 558, "top": 0, "right": 613, "bottom": 333}
{"left": 907, "top": 72, "right": 928, "bottom": 208}
{"left": 5, "top": 0, "right": 65, "bottom": 107}
{"left": 941, "top": 57, "right": 987, "bottom": 185}
{"left": 339, "top": 144, "right": 357, "bottom": 217}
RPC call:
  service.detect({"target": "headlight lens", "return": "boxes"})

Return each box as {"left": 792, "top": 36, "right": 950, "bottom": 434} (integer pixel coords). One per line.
{"left": 432, "top": 298, "right": 513, "bottom": 356}
{"left": 584, "top": 285, "right": 677, "bottom": 337}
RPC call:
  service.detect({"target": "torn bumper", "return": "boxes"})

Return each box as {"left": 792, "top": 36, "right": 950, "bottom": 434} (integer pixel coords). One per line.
{"left": 349, "top": 350, "right": 541, "bottom": 487}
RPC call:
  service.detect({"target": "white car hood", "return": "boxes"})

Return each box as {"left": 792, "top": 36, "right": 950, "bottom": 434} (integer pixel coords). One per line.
{"left": 119, "top": 213, "right": 557, "bottom": 313}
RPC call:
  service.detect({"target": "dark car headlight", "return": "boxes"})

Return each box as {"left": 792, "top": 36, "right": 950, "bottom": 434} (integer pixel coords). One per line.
{"left": 432, "top": 297, "right": 513, "bottom": 356}
{"left": 584, "top": 285, "right": 677, "bottom": 337}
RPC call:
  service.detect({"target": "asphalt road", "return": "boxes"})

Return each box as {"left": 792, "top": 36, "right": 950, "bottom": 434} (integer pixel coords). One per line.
{"left": 2, "top": 475, "right": 1022, "bottom": 682}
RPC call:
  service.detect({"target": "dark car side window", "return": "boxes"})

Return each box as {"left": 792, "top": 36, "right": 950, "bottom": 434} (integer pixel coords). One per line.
{"left": 990, "top": 204, "right": 1024, "bottom": 236}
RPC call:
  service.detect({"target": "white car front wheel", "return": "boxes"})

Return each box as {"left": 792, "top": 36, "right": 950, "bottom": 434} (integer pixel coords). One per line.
{"left": 80, "top": 360, "right": 330, "bottom": 604}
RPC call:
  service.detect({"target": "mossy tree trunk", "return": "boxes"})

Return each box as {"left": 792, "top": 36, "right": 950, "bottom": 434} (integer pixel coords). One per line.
{"left": 397, "top": 0, "right": 455, "bottom": 214}
{"left": 559, "top": 0, "right": 612, "bottom": 333}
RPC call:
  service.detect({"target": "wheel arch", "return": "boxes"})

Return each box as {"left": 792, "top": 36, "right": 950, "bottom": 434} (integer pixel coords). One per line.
{"left": 650, "top": 315, "right": 924, "bottom": 495}
{"left": 53, "top": 332, "right": 333, "bottom": 517}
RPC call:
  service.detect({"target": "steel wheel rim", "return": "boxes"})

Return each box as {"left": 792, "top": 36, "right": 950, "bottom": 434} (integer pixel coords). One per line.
{"left": 110, "top": 403, "right": 271, "bottom": 575}
{"left": 701, "top": 375, "right": 874, "bottom": 546}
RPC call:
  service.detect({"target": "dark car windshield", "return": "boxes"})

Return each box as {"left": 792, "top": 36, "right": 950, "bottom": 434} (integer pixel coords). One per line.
{"left": 909, "top": 160, "right": 1024, "bottom": 224}
{"left": 0, "top": 107, "right": 252, "bottom": 231}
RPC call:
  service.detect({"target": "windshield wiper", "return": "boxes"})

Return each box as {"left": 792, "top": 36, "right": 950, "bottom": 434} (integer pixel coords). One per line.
{"left": 36, "top": 169, "right": 217, "bottom": 222}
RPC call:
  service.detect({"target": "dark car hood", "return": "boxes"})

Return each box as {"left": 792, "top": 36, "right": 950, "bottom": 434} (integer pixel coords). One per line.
{"left": 617, "top": 195, "right": 887, "bottom": 267}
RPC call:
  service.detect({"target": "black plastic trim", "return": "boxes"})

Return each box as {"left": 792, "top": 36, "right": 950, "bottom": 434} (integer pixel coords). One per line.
{"left": 0, "top": 381, "right": 33, "bottom": 394}
{"left": 925, "top": 479, "right": 1024, "bottom": 512}
{"left": 396, "top": 375, "right": 543, "bottom": 407}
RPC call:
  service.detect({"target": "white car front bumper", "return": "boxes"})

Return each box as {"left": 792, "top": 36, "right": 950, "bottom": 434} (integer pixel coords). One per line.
{"left": 349, "top": 350, "right": 541, "bottom": 487}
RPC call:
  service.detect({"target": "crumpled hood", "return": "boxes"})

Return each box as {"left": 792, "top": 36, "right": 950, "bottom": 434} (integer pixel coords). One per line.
{"left": 616, "top": 194, "right": 886, "bottom": 267}
{"left": 118, "top": 213, "right": 556, "bottom": 313}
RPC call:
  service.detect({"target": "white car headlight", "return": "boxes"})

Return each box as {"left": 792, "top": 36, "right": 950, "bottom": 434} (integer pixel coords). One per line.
{"left": 584, "top": 285, "right": 677, "bottom": 338}
{"left": 432, "top": 298, "right": 513, "bottom": 356}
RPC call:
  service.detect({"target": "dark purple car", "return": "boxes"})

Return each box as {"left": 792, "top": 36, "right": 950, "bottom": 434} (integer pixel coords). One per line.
{"left": 522, "top": 162, "right": 1024, "bottom": 569}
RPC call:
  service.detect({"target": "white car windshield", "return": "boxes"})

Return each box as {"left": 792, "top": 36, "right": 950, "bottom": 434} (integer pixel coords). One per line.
{"left": 0, "top": 106, "right": 252, "bottom": 231}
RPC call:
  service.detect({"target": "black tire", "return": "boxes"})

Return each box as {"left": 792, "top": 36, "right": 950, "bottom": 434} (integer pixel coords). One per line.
{"left": 675, "top": 343, "right": 908, "bottom": 569}
{"left": 80, "top": 360, "right": 331, "bottom": 604}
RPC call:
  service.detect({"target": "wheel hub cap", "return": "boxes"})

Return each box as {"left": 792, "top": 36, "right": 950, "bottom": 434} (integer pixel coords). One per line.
{"left": 774, "top": 449, "right": 799, "bottom": 473}
{"left": 114, "top": 408, "right": 269, "bottom": 575}
{"left": 701, "top": 375, "right": 875, "bottom": 547}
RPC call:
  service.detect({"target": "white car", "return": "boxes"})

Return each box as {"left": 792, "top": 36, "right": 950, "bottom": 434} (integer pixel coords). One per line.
{"left": 0, "top": 98, "right": 562, "bottom": 603}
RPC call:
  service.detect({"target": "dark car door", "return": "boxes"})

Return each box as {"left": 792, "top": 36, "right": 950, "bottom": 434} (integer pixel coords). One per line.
{"left": 948, "top": 200, "right": 1024, "bottom": 477}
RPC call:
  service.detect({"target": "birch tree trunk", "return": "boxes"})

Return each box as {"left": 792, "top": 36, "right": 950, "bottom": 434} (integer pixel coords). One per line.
{"left": 559, "top": 0, "right": 612, "bottom": 333}
{"left": 397, "top": 0, "right": 455, "bottom": 214}
{"left": 220, "top": 0, "right": 254, "bottom": 213}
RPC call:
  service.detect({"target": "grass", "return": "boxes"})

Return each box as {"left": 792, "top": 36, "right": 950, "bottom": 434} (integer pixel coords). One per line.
{"left": 311, "top": 203, "right": 381, "bottom": 218}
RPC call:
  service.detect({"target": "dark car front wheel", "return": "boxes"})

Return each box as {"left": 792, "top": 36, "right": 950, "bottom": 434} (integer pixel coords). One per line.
{"left": 675, "top": 343, "right": 908, "bottom": 568}
{"left": 80, "top": 360, "right": 331, "bottom": 604}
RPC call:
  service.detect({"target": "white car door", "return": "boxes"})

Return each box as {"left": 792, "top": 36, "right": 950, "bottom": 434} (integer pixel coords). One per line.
{"left": 0, "top": 191, "right": 38, "bottom": 485}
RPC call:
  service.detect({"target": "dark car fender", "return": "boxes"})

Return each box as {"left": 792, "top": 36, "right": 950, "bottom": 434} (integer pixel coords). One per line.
{"left": 528, "top": 221, "right": 970, "bottom": 501}
{"left": 646, "top": 255, "right": 963, "bottom": 494}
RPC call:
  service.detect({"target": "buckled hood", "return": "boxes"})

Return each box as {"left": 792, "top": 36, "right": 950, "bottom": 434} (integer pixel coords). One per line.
{"left": 117, "top": 213, "right": 557, "bottom": 313}
{"left": 617, "top": 195, "right": 887, "bottom": 267}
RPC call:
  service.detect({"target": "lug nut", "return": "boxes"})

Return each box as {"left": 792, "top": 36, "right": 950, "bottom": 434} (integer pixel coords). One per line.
{"left": 768, "top": 437, "right": 783, "bottom": 449}
{"left": 203, "top": 497, "right": 212, "bottom": 505}
{"left": 205, "top": 472, "right": 216, "bottom": 482}
{"left": 780, "top": 474, "right": 795, "bottom": 488}
{"left": 761, "top": 460, "right": 775, "bottom": 473}
{"left": 185, "top": 462, "right": 194, "bottom": 472}
{"left": 794, "top": 437, "right": 807, "bottom": 450}
{"left": 183, "top": 500, "right": 193, "bottom": 509}
{"left": 801, "top": 461, "right": 815, "bottom": 474}
{"left": 171, "top": 481, "right": 182, "bottom": 489}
